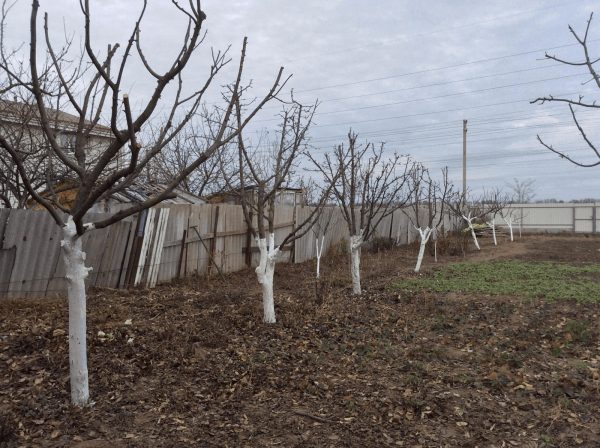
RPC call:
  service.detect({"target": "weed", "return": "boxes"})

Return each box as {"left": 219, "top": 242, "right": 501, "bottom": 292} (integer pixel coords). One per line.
{"left": 394, "top": 260, "right": 600, "bottom": 302}
{"left": 564, "top": 319, "right": 591, "bottom": 344}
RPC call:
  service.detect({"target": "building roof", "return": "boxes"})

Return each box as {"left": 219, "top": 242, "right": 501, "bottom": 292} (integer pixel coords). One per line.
{"left": 109, "top": 182, "right": 206, "bottom": 205}
{"left": 0, "top": 99, "right": 112, "bottom": 137}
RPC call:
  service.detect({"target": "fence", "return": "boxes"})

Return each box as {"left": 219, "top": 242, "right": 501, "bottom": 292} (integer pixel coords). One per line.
{"left": 1, "top": 202, "right": 460, "bottom": 299}
{"left": 502, "top": 203, "right": 600, "bottom": 234}
{"left": 29, "top": 198, "right": 598, "bottom": 300}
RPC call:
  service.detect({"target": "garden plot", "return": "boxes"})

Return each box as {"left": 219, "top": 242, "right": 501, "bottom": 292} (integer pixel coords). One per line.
{"left": 1, "top": 235, "right": 599, "bottom": 447}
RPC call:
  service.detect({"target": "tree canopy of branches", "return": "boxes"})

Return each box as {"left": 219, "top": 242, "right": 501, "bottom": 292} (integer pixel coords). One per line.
{"left": 0, "top": 0, "right": 289, "bottom": 406}
{"left": 507, "top": 178, "right": 536, "bottom": 204}
{"left": 532, "top": 12, "right": 600, "bottom": 167}
{"left": 311, "top": 131, "right": 414, "bottom": 295}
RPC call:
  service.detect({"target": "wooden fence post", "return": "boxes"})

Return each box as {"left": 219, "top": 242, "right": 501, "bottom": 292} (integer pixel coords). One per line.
{"left": 208, "top": 206, "right": 220, "bottom": 276}
{"left": 177, "top": 229, "right": 187, "bottom": 279}
{"left": 245, "top": 210, "right": 253, "bottom": 267}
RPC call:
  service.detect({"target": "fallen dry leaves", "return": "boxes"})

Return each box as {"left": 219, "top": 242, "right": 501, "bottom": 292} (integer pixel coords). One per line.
{"left": 0, "top": 235, "right": 599, "bottom": 447}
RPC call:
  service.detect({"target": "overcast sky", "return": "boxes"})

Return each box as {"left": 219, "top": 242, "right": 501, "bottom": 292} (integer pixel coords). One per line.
{"left": 4, "top": 0, "right": 600, "bottom": 200}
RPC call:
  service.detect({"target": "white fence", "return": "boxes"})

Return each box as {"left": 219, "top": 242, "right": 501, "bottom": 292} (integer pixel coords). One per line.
{"left": 503, "top": 203, "right": 600, "bottom": 233}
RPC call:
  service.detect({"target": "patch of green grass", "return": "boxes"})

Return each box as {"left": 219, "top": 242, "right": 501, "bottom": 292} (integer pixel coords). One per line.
{"left": 394, "top": 260, "right": 600, "bottom": 302}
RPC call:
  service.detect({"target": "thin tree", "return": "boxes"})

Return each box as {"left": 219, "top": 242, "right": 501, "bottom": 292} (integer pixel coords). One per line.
{"left": 482, "top": 188, "right": 510, "bottom": 246}
{"left": 0, "top": 1, "right": 289, "bottom": 405}
{"left": 507, "top": 178, "right": 536, "bottom": 204}
{"left": 310, "top": 131, "right": 414, "bottom": 295}
{"left": 405, "top": 165, "right": 453, "bottom": 272}
{"left": 532, "top": 12, "right": 600, "bottom": 166}
{"left": 145, "top": 120, "right": 236, "bottom": 198}
{"left": 233, "top": 100, "right": 335, "bottom": 323}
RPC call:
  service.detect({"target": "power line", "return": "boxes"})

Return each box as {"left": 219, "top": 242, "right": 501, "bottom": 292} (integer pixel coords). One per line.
{"left": 294, "top": 39, "right": 600, "bottom": 93}
{"left": 311, "top": 73, "right": 587, "bottom": 117}
{"left": 304, "top": 90, "right": 590, "bottom": 129}
{"left": 305, "top": 63, "right": 566, "bottom": 104}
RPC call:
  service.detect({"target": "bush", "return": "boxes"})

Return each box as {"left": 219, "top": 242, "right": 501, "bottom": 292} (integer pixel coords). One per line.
{"left": 366, "top": 236, "right": 396, "bottom": 253}
{"left": 326, "top": 238, "right": 348, "bottom": 257}
{"left": 432, "top": 231, "right": 470, "bottom": 257}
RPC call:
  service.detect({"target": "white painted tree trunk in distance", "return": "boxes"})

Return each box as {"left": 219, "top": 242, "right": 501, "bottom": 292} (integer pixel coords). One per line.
{"left": 350, "top": 234, "right": 363, "bottom": 295}
{"left": 315, "top": 236, "right": 324, "bottom": 278}
{"left": 62, "top": 216, "right": 92, "bottom": 406}
{"left": 256, "top": 234, "right": 279, "bottom": 323}
{"left": 462, "top": 214, "right": 480, "bottom": 251}
{"left": 414, "top": 226, "right": 432, "bottom": 273}
{"left": 487, "top": 219, "right": 497, "bottom": 246}
{"left": 395, "top": 222, "right": 402, "bottom": 246}
{"left": 433, "top": 227, "right": 438, "bottom": 263}
{"left": 504, "top": 217, "right": 514, "bottom": 241}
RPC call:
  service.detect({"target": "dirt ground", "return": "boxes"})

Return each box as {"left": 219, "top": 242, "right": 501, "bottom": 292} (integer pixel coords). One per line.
{"left": 1, "top": 234, "right": 600, "bottom": 447}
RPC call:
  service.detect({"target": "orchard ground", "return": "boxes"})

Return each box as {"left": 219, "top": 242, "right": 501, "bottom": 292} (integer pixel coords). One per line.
{"left": 1, "top": 234, "right": 600, "bottom": 447}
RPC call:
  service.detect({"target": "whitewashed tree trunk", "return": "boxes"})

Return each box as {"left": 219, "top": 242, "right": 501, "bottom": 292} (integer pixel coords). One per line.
{"left": 432, "top": 227, "right": 439, "bottom": 262}
{"left": 414, "top": 226, "right": 432, "bottom": 273}
{"left": 487, "top": 219, "right": 498, "bottom": 246}
{"left": 61, "top": 216, "right": 92, "bottom": 406}
{"left": 315, "top": 236, "right": 324, "bottom": 278}
{"left": 350, "top": 234, "right": 363, "bottom": 295}
{"left": 256, "top": 233, "right": 279, "bottom": 324}
{"left": 395, "top": 222, "right": 402, "bottom": 246}
{"left": 504, "top": 217, "right": 514, "bottom": 241}
{"left": 462, "top": 213, "right": 480, "bottom": 250}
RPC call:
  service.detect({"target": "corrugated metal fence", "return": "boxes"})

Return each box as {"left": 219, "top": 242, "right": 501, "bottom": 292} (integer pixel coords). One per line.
{"left": 503, "top": 203, "right": 600, "bottom": 234}
{"left": 0, "top": 202, "right": 458, "bottom": 299}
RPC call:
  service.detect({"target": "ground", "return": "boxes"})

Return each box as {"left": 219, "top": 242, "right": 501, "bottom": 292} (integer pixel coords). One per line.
{"left": 1, "top": 234, "right": 600, "bottom": 447}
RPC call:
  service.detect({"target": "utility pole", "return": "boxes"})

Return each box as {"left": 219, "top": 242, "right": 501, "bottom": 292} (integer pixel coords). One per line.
{"left": 462, "top": 119, "right": 468, "bottom": 199}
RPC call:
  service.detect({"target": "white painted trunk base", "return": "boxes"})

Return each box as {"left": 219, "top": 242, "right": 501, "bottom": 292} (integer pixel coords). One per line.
{"left": 462, "top": 214, "right": 480, "bottom": 251}
{"left": 414, "top": 227, "right": 432, "bottom": 273}
{"left": 350, "top": 234, "right": 363, "bottom": 295}
{"left": 487, "top": 219, "right": 497, "bottom": 246}
{"left": 256, "top": 235, "right": 279, "bottom": 323}
{"left": 504, "top": 217, "right": 514, "bottom": 242}
{"left": 315, "top": 236, "right": 324, "bottom": 278}
{"left": 62, "top": 217, "right": 92, "bottom": 406}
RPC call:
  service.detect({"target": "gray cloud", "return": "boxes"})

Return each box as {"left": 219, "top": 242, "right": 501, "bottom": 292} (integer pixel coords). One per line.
{"left": 4, "top": 0, "right": 600, "bottom": 200}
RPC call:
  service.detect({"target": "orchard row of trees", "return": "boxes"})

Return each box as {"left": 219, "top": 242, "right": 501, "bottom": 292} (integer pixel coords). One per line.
{"left": 0, "top": 2, "right": 596, "bottom": 408}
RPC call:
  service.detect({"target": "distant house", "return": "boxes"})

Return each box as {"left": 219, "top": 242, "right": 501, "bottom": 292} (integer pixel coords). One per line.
{"left": 0, "top": 100, "right": 116, "bottom": 208}
{"left": 0, "top": 99, "right": 115, "bottom": 166}
{"left": 206, "top": 186, "right": 304, "bottom": 207}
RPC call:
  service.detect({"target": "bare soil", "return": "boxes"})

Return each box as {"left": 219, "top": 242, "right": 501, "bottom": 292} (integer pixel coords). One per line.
{"left": 1, "top": 234, "right": 600, "bottom": 447}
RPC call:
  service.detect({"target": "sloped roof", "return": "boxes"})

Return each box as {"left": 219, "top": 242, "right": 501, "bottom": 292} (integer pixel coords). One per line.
{"left": 0, "top": 99, "right": 112, "bottom": 136}
{"left": 110, "top": 182, "right": 206, "bottom": 205}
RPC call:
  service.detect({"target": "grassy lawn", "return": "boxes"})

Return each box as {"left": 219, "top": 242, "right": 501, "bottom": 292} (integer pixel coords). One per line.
{"left": 395, "top": 260, "right": 600, "bottom": 301}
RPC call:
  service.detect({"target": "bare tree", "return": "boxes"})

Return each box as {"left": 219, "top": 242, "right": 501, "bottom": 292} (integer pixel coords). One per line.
{"left": 482, "top": 188, "right": 510, "bottom": 246}
{"left": 532, "top": 12, "right": 600, "bottom": 166}
{"left": 448, "top": 189, "right": 506, "bottom": 251}
{"left": 233, "top": 100, "right": 334, "bottom": 323}
{"left": 145, "top": 120, "right": 236, "bottom": 198}
{"left": 311, "top": 131, "right": 414, "bottom": 295}
{"left": 507, "top": 178, "right": 536, "bottom": 204}
{"left": 0, "top": 1, "right": 289, "bottom": 405}
{"left": 404, "top": 165, "right": 454, "bottom": 272}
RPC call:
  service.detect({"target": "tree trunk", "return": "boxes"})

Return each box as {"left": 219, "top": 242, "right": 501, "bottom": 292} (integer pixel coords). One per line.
{"left": 350, "top": 234, "right": 362, "bottom": 295}
{"left": 62, "top": 216, "right": 91, "bottom": 406}
{"left": 256, "top": 234, "right": 278, "bottom": 323}
{"left": 315, "top": 236, "right": 324, "bottom": 279}
{"left": 469, "top": 225, "right": 480, "bottom": 250}
{"left": 504, "top": 218, "right": 514, "bottom": 241}
{"left": 414, "top": 227, "right": 432, "bottom": 273}
{"left": 487, "top": 219, "right": 497, "bottom": 246}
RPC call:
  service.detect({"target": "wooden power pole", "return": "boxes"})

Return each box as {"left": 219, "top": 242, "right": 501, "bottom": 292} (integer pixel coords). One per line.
{"left": 462, "top": 119, "right": 468, "bottom": 198}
